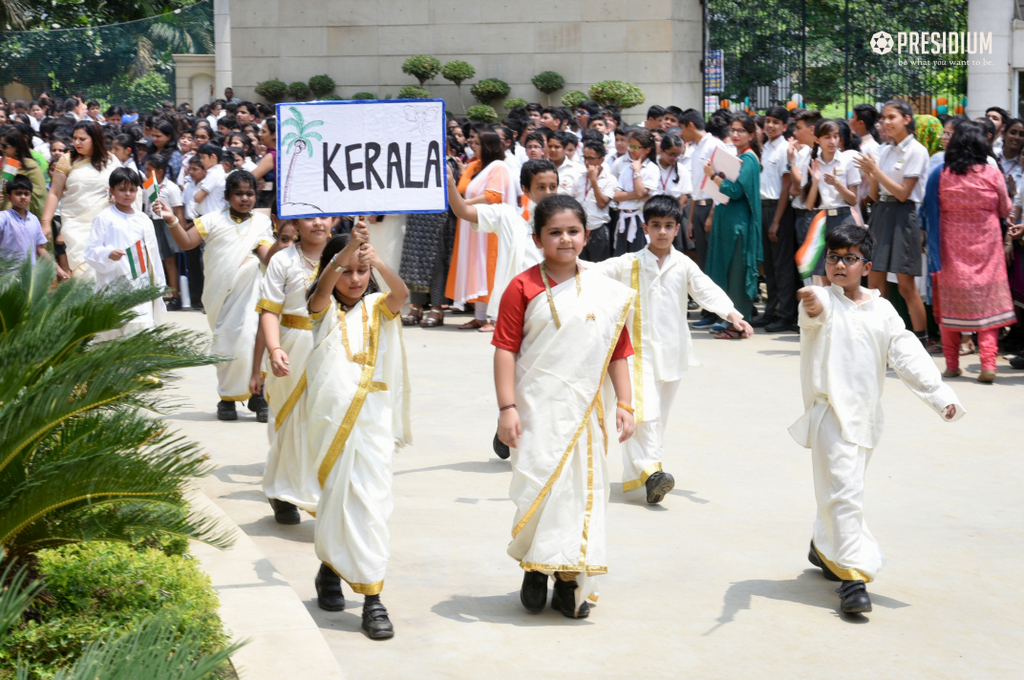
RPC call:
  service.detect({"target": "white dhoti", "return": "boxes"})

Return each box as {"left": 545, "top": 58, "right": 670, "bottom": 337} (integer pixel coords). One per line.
{"left": 621, "top": 379, "right": 679, "bottom": 491}
{"left": 807, "top": 400, "right": 885, "bottom": 583}
{"left": 307, "top": 294, "right": 410, "bottom": 595}
{"left": 507, "top": 270, "right": 635, "bottom": 614}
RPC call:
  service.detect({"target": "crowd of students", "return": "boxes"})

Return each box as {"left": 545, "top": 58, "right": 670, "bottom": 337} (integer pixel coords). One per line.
{"left": 0, "top": 88, "right": 1012, "bottom": 634}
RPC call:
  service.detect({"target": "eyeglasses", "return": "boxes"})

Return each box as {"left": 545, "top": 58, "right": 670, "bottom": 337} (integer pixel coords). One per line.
{"left": 628, "top": 144, "right": 644, "bottom": 150}
{"left": 824, "top": 254, "right": 870, "bottom": 265}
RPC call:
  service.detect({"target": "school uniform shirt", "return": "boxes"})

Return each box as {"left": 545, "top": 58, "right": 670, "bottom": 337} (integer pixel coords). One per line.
{"left": 790, "top": 146, "right": 812, "bottom": 210}
{"left": 177, "top": 152, "right": 195, "bottom": 188}
{"left": 146, "top": 177, "right": 184, "bottom": 219}
{"left": 651, "top": 160, "right": 691, "bottom": 200}
{"left": 196, "top": 164, "right": 228, "bottom": 215}
{"left": 515, "top": 144, "right": 529, "bottom": 165}
{"left": 606, "top": 152, "right": 630, "bottom": 178}
{"left": 859, "top": 136, "right": 881, "bottom": 160}
{"left": 689, "top": 132, "right": 727, "bottom": 202}
{"left": 183, "top": 182, "right": 200, "bottom": 220}
{"left": 876, "top": 134, "right": 929, "bottom": 205}
{"left": 760, "top": 135, "right": 789, "bottom": 200}
{"left": 0, "top": 208, "right": 47, "bottom": 264}
{"left": 997, "top": 151, "right": 1023, "bottom": 192}
{"left": 616, "top": 157, "right": 659, "bottom": 213}
{"left": 808, "top": 152, "right": 861, "bottom": 209}
{"left": 554, "top": 158, "right": 585, "bottom": 196}
{"left": 504, "top": 150, "right": 522, "bottom": 195}
{"left": 573, "top": 164, "right": 618, "bottom": 227}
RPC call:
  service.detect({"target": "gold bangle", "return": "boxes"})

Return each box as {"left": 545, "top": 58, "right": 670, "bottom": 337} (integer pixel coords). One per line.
{"left": 269, "top": 346, "right": 283, "bottom": 356}
{"left": 617, "top": 402, "right": 634, "bottom": 414}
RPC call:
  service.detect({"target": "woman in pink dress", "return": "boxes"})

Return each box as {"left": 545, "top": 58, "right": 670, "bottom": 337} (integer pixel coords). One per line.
{"left": 933, "top": 120, "right": 1014, "bottom": 382}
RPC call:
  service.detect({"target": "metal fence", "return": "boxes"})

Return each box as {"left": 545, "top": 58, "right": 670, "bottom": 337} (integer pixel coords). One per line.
{"left": 704, "top": 0, "right": 969, "bottom": 116}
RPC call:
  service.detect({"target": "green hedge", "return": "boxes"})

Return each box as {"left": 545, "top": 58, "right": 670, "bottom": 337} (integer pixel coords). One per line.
{"left": 0, "top": 543, "right": 227, "bottom": 679}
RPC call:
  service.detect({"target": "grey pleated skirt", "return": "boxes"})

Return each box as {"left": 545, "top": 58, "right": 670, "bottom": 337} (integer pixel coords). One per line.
{"left": 868, "top": 200, "right": 922, "bottom": 276}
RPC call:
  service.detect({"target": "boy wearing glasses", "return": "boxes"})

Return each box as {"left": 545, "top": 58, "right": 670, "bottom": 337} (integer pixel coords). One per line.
{"left": 792, "top": 224, "right": 963, "bottom": 616}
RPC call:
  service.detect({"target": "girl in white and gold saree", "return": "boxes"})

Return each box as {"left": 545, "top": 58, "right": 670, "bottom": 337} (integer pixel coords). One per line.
{"left": 249, "top": 217, "right": 328, "bottom": 525}
{"left": 492, "top": 195, "right": 637, "bottom": 619}
{"left": 162, "top": 170, "right": 281, "bottom": 420}
{"left": 306, "top": 223, "right": 410, "bottom": 640}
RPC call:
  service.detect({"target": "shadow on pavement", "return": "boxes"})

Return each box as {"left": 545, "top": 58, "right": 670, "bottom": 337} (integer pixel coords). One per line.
{"left": 431, "top": 591, "right": 594, "bottom": 627}
{"left": 395, "top": 459, "right": 511, "bottom": 476}
{"left": 705, "top": 569, "right": 910, "bottom": 634}
{"left": 237, "top": 517, "right": 316, "bottom": 544}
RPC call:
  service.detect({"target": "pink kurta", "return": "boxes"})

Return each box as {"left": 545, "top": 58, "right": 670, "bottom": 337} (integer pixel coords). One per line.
{"left": 934, "top": 165, "right": 1014, "bottom": 331}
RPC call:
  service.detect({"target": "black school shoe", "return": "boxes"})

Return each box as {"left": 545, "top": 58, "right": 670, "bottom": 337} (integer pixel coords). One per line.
{"left": 314, "top": 563, "right": 346, "bottom": 611}
{"left": 550, "top": 576, "right": 590, "bottom": 618}
{"left": 165, "top": 297, "right": 182, "bottom": 311}
{"left": 750, "top": 313, "right": 774, "bottom": 328}
{"left": 362, "top": 598, "right": 395, "bottom": 639}
{"left": 1010, "top": 355, "right": 1024, "bottom": 370}
{"left": 216, "top": 400, "right": 238, "bottom": 421}
{"left": 765, "top": 319, "right": 799, "bottom": 333}
{"left": 520, "top": 570, "right": 548, "bottom": 612}
{"left": 269, "top": 498, "right": 301, "bottom": 525}
{"left": 645, "top": 471, "right": 675, "bottom": 504}
{"left": 836, "top": 580, "right": 872, "bottom": 614}
{"left": 247, "top": 393, "right": 265, "bottom": 413}
{"left": 807, "top": 540, "right": 841, "bottom": 582}
{"left": 493, "top": 432, "right": 511, "bottom": 460}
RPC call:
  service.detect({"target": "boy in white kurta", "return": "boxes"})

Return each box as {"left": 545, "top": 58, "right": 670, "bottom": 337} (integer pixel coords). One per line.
{"left": 305, "top": 225, "right": 410, "bottom": 640}
{"left": 446, "top": 159, "right": 559, "bottom": 324}
{"left": 589, "top": 196, "right": 753, "bottom": 503}
{"left": 494, "top": 195, "right": 637, "bottom": 619}
{"left": 161, "top": 170, "right": 279, "bottom": 420}
{"left": 84, "top": 167, "right": 166, "bottom": 341}
{"left": 791, "top": 224, "right": 963, "bottom": 615}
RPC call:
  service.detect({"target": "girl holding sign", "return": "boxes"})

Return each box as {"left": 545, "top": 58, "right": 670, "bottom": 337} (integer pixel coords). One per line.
{"left": 305, "top": 224, "right": 411, "bottom": 640}
{"left": 83, "top": 167, "right": 165, "bottom": 341}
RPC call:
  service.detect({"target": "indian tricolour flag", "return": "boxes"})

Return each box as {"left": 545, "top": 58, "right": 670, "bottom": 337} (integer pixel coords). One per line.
{"left": 1, "top": 158, "right": 20, "bottom": 182}
{"left": 142, "top": 172, "right": 160, "bottom": 205}
{"left": 126, "top": 240, "right": 147, "bottom": 280}
{"left": 795, "top": 210, "right": 828, "bottom": 279}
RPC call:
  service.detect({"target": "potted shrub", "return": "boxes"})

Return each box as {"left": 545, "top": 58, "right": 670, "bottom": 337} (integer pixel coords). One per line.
{"left": 397, "top": 86, "right": 431, "bottom": 100}
{"left": 588, "top": 80, "right": 646, "bottom": 109}
{"left": 560, "top": 90, "right": 588, "bottom": 109}
{"left": 532, "top": 71, "right": 565, "bottom": 106}
{"left": 255, "top": 78, "right": 288, "bottom": 102}
{"left": 470, "top": 78, "right": 510, "bottom": 105}
{"left": 308, "top": 74, "right": 336, "bottom": 99}
{"left": 440, "top": 60, "right": 476, "bottom": 114}
{"left": 465, "top": 105, "right": 498, "bottom": 123}
{"left": 402, "top": 55, "right": 442, "bottom": 87}
{"left": 352, "top": 92, "right": 377, "bottom": 100}
{"left": 504, "top": 97, "right": 528, "bottom": 111}
{"left": 288, "top": 80, "right": 311, "bottom": 100}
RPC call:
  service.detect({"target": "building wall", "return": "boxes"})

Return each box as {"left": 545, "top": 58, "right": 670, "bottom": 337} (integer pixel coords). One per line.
{"left": 228, "top": 0, "right": 702, "bottom": 120}
{"left": 967, "top": 0, "right": 1014, "bottom": 118}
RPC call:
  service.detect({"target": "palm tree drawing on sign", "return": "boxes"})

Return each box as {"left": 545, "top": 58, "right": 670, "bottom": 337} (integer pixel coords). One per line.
{"left": 281, "top": 106, "right": 324, "bottom": 211}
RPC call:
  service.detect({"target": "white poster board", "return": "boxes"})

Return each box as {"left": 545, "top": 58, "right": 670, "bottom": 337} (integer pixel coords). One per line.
{"left": 275, "top": 99, "right": 448, "bottom": 218}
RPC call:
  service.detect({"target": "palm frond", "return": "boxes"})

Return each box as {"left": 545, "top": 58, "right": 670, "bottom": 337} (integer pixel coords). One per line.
{"left": 301, "top": 119, "right": 324, "bottom": 133}
{"left": 0, "top": 561, "right": 44, "bottom": 639}
{"left": 280, "top": 132, "right": 298, "bottom": 147}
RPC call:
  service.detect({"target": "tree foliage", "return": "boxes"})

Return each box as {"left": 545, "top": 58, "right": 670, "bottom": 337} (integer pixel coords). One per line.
{"left": 397, "top": 85, "right": 431, "bottom": 100}
{"left": 255, "top": 78, "right": 288, "bottom": 102}
{"left": 0, "top": 1, "right": 213, "bottom": 106}
{"left": 440, "top": 60, "right": 475, "bottom": 86}
{"left": 308, "top": 74, "right": 336, "bottom": 97}
{"left": 560, "top": 90, "right": 588, "bottom": 109}
{"left": 287, "top": 80, "right": 310, "bottom": 100}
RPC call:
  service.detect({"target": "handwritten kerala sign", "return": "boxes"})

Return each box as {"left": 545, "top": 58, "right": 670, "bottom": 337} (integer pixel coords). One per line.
{"left": 275, "top": 99, "right": 448, "bottom": 218}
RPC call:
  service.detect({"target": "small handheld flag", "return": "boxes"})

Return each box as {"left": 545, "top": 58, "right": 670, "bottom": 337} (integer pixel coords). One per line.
{"left": 143, "top": 172, "right": 160, "bottom": 205}
{"left": 795, "top": 210, "right": 827, "bottom": 279}
{"left": 126, "top": 240, "right": 147, "bottom": 279}
{"left": 1, "top": 158, "right": 21, "bottom": 182}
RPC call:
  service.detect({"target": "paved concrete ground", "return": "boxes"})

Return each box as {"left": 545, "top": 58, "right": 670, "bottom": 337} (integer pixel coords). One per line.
{"left": 165, "top": 307, "right": 1024, "bottom": 679}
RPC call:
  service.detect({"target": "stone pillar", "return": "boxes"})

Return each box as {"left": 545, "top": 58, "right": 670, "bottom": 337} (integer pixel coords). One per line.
{"left": 967, "top": 0, "right": 1013, "bottom": 118}
{"left": 214, "top": 0, "right": 232, "bottom": 103}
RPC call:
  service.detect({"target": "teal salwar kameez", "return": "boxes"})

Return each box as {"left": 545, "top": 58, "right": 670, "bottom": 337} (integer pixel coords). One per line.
{"left": 705, "top": 150, "right": 763, "bottom": 319}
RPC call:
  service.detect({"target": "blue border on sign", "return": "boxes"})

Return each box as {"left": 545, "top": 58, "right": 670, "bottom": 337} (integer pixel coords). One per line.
{"left": 274, "top": 98, "right": 449, "bottom": 219}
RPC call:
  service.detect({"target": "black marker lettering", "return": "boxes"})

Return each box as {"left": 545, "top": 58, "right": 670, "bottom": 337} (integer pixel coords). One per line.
{"left": 345, "top": 143, "right": 364, "bottom": 191}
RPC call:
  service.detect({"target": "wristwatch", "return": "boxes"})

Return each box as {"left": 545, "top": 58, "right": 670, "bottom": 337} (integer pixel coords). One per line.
{"left": 633, "top": 172, "right": 641, "bottom": 179}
